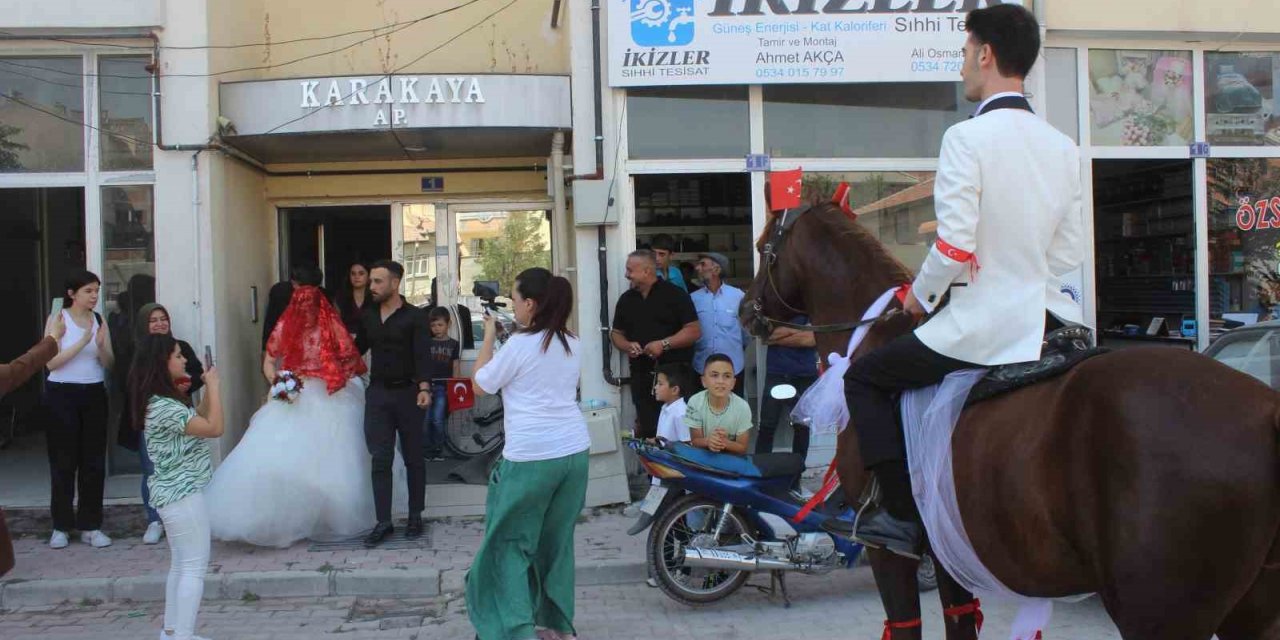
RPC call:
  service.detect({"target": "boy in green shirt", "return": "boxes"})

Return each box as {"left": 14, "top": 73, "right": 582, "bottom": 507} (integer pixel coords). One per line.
{"left": 685, "top": 354, "right": 753, "bottom": 455}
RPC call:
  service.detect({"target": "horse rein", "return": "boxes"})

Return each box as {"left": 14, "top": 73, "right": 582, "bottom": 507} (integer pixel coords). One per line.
{"left": 752, "top": 204, "right": 903, "bottom": 335}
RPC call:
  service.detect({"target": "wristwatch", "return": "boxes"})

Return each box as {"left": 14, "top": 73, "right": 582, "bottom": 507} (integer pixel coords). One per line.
{"left": 661, "top": 338, "right": 671, "bottom": 352}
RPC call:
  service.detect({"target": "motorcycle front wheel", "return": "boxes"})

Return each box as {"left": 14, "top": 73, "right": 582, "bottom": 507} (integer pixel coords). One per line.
{"left": 646, "top": 494, "right": 753, "bottom": 606}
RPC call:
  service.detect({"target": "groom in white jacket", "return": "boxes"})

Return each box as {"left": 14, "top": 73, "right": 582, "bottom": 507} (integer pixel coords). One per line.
{"left": 839, "top": 3, "right": 1084, "bottom": 560}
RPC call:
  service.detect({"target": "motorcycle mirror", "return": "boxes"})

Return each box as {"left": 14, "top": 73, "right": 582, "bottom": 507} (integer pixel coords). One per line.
{"left": 769, "top": 384, "right": 797, "bottom": 400}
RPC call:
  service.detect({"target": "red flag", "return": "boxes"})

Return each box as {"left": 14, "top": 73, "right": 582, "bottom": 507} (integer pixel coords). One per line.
{"left": 446, "top": 378, "right": 475, "bottom": 412}
{"left": 768, "top": 169, "right": 803, "bottom": 211}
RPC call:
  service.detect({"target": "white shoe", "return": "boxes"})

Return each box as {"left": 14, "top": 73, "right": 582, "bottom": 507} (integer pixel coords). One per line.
{"left": 49, "top": 530, "right": 69, "bottom": 549}
{"left": 81, "top": 530, "right": 113, "bottom": 548}
{"left": 143, "top": 521, "right": 165, "bottom": 545}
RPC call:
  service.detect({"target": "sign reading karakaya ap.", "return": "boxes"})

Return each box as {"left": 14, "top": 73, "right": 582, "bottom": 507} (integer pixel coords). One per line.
{"left": 608, "top": 0, "right": 1024, "bottom": 87}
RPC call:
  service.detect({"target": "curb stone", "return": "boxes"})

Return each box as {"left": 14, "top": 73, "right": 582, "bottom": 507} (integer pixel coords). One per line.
{"left": 0, "top": 560, "right": 646, "bottom": 608}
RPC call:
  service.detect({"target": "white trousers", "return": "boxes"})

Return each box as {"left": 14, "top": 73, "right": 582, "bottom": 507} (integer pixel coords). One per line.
{"left": 157, "top": 492, "right": 210, "bottom": 640}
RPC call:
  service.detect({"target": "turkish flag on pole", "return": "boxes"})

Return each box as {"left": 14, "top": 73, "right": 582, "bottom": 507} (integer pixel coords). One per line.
{"left": 446, "top": 378, "right": 475, "bottom": 412}
{"left": 769, "top": 169, "right": 803, "bottom": 211}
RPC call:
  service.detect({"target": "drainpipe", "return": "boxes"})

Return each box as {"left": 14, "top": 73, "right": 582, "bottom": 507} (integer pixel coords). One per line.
{"left": 572, "top": 0, "right": 625, "bottom": 387}
{"left": 1033, "top": 0, "right": 1045, "bottom": 28}
{"left": 551, "top": 131, "right": 569, "bottom": 278}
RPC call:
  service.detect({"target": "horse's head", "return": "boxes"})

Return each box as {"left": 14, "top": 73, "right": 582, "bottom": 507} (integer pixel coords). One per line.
{"left": 742, "top": 202, "right": 829, "bottom": 337}
{"left": 739, "top": 200, "right": 915, "bottom": 349}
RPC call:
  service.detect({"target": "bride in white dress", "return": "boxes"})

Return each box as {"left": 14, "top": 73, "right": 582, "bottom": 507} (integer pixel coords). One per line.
{"left": 204, "top": 282, "right": 377, "bottom": 547}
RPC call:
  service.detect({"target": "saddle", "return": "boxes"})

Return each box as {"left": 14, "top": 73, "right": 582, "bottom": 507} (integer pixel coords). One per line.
{"left": 965, "top": 325, "right": 1107, "bottom": 408}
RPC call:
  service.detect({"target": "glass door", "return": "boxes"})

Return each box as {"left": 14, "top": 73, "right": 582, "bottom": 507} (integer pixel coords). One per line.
{"left": 434, "top": 202, "right": 554, "bottom": 351}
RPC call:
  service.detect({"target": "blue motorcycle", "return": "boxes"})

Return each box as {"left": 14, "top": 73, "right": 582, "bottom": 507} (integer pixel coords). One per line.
{"left": 626, "top": 388, "right": 936, "bottom": 607}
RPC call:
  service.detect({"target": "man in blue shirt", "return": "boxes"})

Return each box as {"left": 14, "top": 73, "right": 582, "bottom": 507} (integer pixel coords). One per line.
{"left": 650, "top": 234, "right": 687, "bottom": 292}
{"left": 691, "top": 252, "right": 749, "bottom": 396}
{"left": 755, "top": 317, "right": 818, "bottom": 457}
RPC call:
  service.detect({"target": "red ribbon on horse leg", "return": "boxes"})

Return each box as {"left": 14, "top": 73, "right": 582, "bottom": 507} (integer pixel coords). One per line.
{"left": 882, "top": 618, "right": 922, "bottom": 640}
{"left": 943, "top": 598, "right": 985, "bottom": 635}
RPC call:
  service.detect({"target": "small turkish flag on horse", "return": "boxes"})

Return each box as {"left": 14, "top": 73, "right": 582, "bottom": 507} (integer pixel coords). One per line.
{"left": 769, "top": 169, "right": 803, "bottom": 211}
{"left": 447, "top": 378, "right": 475, "bottom": 412}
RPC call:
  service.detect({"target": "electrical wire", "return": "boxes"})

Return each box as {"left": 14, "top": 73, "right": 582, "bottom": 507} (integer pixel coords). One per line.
{"left": 0, "top": 0, "right": 490, "bottom": 80}
{"left": 0, "top": 61, "right": 150, "bottom": 96}
{"left": 0, "top": 3, "right": 485, "bottom": 52}
{"left": 261, "top": 0, "right": 520, "bottom": 135}
{"left": 0, "top": 0, "right": 524, "bottom": 150}
{"left": 1, "top": 92, "right": 154, "bottom": 147}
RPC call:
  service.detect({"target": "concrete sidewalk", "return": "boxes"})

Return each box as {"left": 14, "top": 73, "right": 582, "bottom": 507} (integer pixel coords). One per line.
{"left": 0, "top": 507, "right": 647, "bottom": 609}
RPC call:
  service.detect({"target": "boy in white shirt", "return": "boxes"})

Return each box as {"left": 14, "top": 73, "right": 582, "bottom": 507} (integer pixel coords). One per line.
{"left": 628, "top": 363, "right": 692, "bottom": 538}
{"left": 653, "top": 363, "right": 692, "bottom": 450}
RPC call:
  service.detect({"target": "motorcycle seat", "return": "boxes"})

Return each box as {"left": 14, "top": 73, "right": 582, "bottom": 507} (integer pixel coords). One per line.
{"left": 666, "top": 443, "right": 805, "bottom": 479}
{"left": 747, "top": 453, "right": 806, "bottom": 479}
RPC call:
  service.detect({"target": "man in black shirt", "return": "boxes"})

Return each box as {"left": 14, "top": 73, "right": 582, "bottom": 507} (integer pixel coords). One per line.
{"left": 611, "top": 250, "right": 701, "bottom": 438}
{"left": 356, "top": 260, "right": 432, "bottom": 546}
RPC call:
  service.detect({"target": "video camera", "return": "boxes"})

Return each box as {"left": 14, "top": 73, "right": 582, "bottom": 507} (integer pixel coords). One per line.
{"left": 472, "top": 280, "right": 505, "bottom": 313}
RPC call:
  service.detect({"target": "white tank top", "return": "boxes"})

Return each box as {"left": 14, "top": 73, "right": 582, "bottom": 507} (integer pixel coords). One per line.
{"left": 48, "top": 309, "right": 105, "bottom": 384}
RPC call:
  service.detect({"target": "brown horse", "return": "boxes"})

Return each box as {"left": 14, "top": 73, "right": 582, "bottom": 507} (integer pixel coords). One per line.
{"left": 741, "top": 201, "right": 1280, "bottom": 640}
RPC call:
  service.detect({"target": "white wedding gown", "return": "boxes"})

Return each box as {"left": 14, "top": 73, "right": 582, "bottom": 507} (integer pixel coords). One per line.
{"left": 204, "top": 375, "right": 407, "bottom": 548}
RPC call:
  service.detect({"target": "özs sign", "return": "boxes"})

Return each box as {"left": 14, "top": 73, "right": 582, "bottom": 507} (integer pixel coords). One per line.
{"left": 1235, "top": 196, "right": 1280, "bottom": 231}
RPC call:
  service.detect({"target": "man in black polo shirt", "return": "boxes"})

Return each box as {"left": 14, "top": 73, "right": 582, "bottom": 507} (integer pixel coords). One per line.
{"left": 356, "top": 260, "right": 432, "bottom": 547}
{"left": 611, "top": 250, "right": 701, "bottom": 438}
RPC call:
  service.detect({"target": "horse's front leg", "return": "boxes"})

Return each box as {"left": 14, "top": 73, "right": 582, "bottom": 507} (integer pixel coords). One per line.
{"left": 936, "top": 559, "right": 981, "bottom": 640}
{"left": 868, "top": 548, "right": 924, "bottom": 640}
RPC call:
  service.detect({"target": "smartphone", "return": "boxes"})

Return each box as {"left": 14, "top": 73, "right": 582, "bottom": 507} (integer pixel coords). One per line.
{"left": 204, "top": 345, "right": 215, "bottom": 368}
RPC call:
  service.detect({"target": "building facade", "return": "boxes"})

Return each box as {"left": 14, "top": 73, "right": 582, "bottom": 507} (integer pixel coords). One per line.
{"left": 2, "top": 0, "right": 1280, "bottom": 510}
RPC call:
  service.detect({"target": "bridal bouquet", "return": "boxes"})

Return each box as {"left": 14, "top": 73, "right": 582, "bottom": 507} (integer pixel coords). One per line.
{"left": 270, "top": 371, "right": 304, "bottom": 404}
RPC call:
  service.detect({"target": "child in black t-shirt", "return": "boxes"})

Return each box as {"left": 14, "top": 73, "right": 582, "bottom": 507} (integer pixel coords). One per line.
{"left": 422, "top": 307, "right": 461, "bottom": 461}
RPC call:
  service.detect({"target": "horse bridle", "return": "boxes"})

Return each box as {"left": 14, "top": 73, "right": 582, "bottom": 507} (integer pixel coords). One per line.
{"left": 751, "top": 204, "right": 898, "bottom": 336}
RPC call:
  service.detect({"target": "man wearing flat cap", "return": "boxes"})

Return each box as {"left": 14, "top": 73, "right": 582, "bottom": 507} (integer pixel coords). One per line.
{"left": 691, "top": 252, "right": 750, "bottom": 396}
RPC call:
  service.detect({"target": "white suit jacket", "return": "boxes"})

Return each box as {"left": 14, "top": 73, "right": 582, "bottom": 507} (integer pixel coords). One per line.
{"left": 913, "top": 106, "right": 1084, "bottom": 366}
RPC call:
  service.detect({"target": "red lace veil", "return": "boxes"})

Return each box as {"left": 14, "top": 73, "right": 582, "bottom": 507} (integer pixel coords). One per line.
{"left": 266, "top": 286, "right": 367, "bottom": 394}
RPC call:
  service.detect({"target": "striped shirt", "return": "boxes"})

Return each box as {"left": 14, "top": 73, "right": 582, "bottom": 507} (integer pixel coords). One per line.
{"left": 144, "top": 396, "right": 210, "bottom": 509}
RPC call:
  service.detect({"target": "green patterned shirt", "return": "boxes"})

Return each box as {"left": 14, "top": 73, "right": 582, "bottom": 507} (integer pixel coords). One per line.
{"left": 144, "top": 396, "right": 211, "bottom": 510}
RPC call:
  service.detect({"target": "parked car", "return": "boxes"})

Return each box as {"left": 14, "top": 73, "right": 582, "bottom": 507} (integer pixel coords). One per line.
{"left": 1202, "top": 321, "right": 1280, "bottom": 389}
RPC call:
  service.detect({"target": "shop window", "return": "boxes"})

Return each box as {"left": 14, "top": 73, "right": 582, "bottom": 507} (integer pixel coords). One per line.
{"left": 1208, "top": 159, "right": 1280, "bottom": 338}
{"left": 634, "top": 174, "right": 751, "bottom": 289}
{"left": 627, "top": 86, "right": 749, "bottom": 159}
{"left": 1088, "top": 50, "right": 1194, "bottom": 147}
{"left": 1045, "top": 48, "right": 1080, "bottom": 143}
{"left": 99, "top": 57, "right": 153, "bottom": 171}
{"left": 0, "top": 57, "right": 85, "bottom": 172}
{"left": 1205, "top": 52, "right": 1280, "bottom": 146}
{"left": 763, "top": 83, "right": 966, "bottom": 158}
{"left": 101, "top": 185, "right": 154, "bottom": 316}
{"left": 1092, "top": 160, "right": 1197, "bottom": 347}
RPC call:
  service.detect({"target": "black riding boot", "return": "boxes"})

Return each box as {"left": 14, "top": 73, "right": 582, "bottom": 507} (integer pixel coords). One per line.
{"left": 852, "top": 461, "right": 924, "bottom": 560}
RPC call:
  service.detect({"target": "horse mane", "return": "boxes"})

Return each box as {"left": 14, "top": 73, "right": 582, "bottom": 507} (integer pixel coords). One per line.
{"left": 798, "top": 202, "right": 914, "bottom": 290}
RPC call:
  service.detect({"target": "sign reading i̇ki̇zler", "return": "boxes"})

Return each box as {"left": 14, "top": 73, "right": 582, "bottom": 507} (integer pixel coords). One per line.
{"left": 609, "top": 0, "right": 1024, "bottom": 87}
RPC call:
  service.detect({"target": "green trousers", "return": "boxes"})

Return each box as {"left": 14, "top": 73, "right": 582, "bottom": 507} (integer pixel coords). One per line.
{"left": 466, "top": 450, "right": 590, "bottom": 640}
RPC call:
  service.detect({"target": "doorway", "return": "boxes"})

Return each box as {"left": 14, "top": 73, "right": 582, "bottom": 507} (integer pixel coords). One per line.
{"left": 279, "top": 205, "right": 392, "bottom": 293}
{"left": 0, "top": 187, "right": 86, "bottom": 506}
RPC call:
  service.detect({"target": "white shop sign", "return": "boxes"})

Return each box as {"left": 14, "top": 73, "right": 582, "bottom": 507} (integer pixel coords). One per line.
{"left": 608, "top": 0, "right": 1024, "bottom": 87}
{"left": 220, "top": 74, "right": 572, "bottom": 136}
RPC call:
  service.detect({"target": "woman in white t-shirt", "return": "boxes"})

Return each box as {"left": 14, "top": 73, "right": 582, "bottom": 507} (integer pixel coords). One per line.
{"left": 465, "top": 267, "right": 590, "bottom": 640}
{"left": 42, "top": 270, "right": 115, "bottom": 550}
